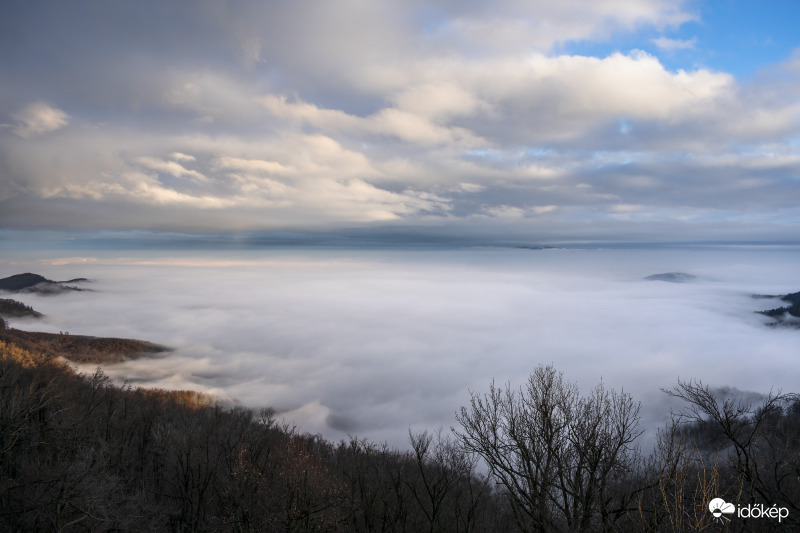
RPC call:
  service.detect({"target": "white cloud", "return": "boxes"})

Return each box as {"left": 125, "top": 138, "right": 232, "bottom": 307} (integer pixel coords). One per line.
{"left": 214, "top": 156, "right": 297, "bottom": 175}
{"left": 511, "top": 51, "right": 732, "bottom": 121}
{"left": 259, "top": 94, "right": 484, "bottom": 147}
{"left": 610, "top": 203, "right": 645, "bottom": 212}
{"left": 722, "top": 103, "right": 800, "bottom": 139}
{"left": 123, "top": 174, "right": 232, "bottom": 208}
{"left": 19, "top": 246, "right": 800, "bottom": 446}
{"left": 0, "top": 127, "right": 456, "bottom": 225}
{"left": 170, "top": 152, "right": 196, "bottom": 162}
{"left": 530, "top": 205, "right": 559, "bottom": 215}
{"left": 12, "top": 102, "right": 70, "bottom": 138}
{"left": 651, "top": 36, "right": 698, "bottom": 52}
{"left": 3, "top": 0, "right": 800, "bottom": 238}
{"left": 255, "top": 50, "right": 735, "bottom": 153}
{"left": 457, "top": 183, "right": 485, "bottom": 193}
{"left": 335, "top": 50, "right": 735, "bottom": 147}
{"left": 480, "top": 204, "right": 558, "bottom": 218}
{"left": 367, "top": 1, "right": 694, "bottom": 57}
{"left": 135, "top": 156, "right": 209, "bottom": 182}
{"left": 518, "top": 164, "right": 562, "bottom": 180}
{"left": 389, "top": 82, "right": 489, "bottom": 120}
{"left": 38, "top": 175, "right": 234, "bottom": 209}
{"left": 160, "top": 72, "right": 265, "bottom": 125}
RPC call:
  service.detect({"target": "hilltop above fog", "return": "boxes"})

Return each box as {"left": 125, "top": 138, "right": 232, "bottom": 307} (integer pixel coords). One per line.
{"left": 0, "top": 272, "right": 88, "bottom": 294}
{"left": 640, "top": 272, "right": 800, "bottom": 327}
{"left": 0, "top": 272, "right": 168, "bottom": 363}
{"left": 644, "top": 272, "right": 697, "bottom": 283}
{"left": 757, "top": 291, "right": 800, "bottom": 327}
{"left": 0, "top": 326, "right": 170, "bottom": 364}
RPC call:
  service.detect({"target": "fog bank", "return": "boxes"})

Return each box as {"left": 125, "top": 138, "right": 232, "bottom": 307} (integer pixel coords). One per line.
{"left": 2, "top": 245, "right": 799, "bottom": 447}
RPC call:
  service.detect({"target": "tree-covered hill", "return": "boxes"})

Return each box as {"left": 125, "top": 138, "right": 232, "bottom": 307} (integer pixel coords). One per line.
{"left": 757, "top": 290, "right": 800, "bottom": 326}
{"left": 0, "top": 298, "right": 43, "bottom": 319}
{"left": 0, "top": 272, "right": 87, "bottom": 294}
{"left": 2, "top": 333, "right": 798, "bottom": 531}
{"left": 0, "top": 326, "right": 170, "bottom": 364}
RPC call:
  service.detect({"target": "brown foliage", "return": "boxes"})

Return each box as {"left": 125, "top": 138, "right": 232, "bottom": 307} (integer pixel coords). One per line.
{"left": 2, "top": 334, "right": 797, "bottom": 532}
{"left": 0, "top": 341, "right": 351, "bottom": 531}
{"left": 0, "top": 327, "right": 170, "bottom": 364}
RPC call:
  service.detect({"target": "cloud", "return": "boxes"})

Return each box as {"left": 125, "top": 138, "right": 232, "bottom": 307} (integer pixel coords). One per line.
{"left": 45, "top": 171, "right": 236, "bottom": 209}
{"left": 12, "top": 102, "right": 69, "bottom": 138}
{"left": 651, "top": 36, "right": 698, "bottom": 52}
{"left": 160, "top": 72, "right": 266, "bottom": 125}
{"left": 135, "top": 156, "right": 209, "bottom": 182}
{"left": 389, "top": 82, "right": 490, "bottom": 120}
{"left": 259, "top": 94, "right": 484, "bottom": 147}
{"left": 610, "top": 204, "right": 645, "bottom": 213}
{"left": 500, "top": 51, "right": 731, "bottom": 123}
{"left": 456, "top": 183, "right": 485, "bottom": 193}
{"left": 480, "top": 204, "right": 558, "bottom": 218}
{"left": 170, "top": 152, "right": 196, "bottom": 162}
{"left": 122, "top": 175, "right": 232, "bottom": 208}
{"left": 1, "top": 0, "right": 799, "bottom": 239}
{"left": 214, "top": 156, "right": 297, "bottom": 175}
{"left": 0, "top": 117, "right": 459, "bottom": 227}
{"left": 6, "top": 245, "right": 800, "bottom": 447}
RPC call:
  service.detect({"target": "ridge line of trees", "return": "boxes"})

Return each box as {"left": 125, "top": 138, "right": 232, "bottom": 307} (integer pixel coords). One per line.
{"left": 1, "top": 341, "right": 798, "bottom": 531}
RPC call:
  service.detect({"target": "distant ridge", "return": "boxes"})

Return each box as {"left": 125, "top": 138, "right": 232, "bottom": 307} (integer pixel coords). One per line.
{"left": 0, "top": 274, "right": 169, "bottom": 363}
{"left": 0, "top": 273, "right": 49, "bottom": 291}
{"left": 757, "top": 290, "right": 800, "bottom": 327}
{"left": 644, "top": 272, "right": 697, "bottom": 283}
{"left": 0, "top": 272, "right": 88, "bottom": 294}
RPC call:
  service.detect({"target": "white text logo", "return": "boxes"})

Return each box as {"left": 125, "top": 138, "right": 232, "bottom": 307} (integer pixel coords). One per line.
{"left": 709, "top": 498, "right": 790, "bottom": 524}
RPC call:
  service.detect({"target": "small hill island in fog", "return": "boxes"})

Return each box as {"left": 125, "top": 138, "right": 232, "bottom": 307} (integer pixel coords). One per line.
{"left": 0, "top": 272, "right": 88, "bottom": 295}
{"left": 757, "top": 290, "right": 800, "bottom": 327}
{"left": 644, "top": 272, "right": 697, "bottom": 283}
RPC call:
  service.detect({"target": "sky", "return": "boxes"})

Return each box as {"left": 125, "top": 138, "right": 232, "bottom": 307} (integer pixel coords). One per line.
{"left": 2, "top": 0, "right": 800, "bottom": 242}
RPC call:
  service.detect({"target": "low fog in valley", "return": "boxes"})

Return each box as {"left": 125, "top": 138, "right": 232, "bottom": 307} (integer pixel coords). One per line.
{"left": 4, "top": 245, "right": 798, "bottom": 448}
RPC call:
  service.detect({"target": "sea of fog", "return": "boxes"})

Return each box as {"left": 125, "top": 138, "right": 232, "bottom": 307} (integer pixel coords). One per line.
{"left": 2, "top": 244, "right": 799, "bottom": 448}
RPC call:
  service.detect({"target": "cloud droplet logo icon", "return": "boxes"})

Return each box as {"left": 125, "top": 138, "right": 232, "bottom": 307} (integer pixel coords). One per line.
{"left": 709, "top": 498, "right": 735, "bottom": 523}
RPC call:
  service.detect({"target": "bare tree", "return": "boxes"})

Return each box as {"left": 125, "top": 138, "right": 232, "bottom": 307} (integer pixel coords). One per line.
{"left": 454, "top": 365, "right": 643, "bottom": 532}
{"left": 664, "top": 379, "right": 800, "bottom": 528}
{"left": 406, "top": 427, "right": 491, "bottom": 533}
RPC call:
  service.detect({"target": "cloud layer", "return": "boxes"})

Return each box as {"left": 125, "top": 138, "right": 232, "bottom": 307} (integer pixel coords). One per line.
{"left": 5, "top": 246, "right": 800, "bottom": 446}
{"left": 1, "top": 1, "right": 799, "bottom": 239}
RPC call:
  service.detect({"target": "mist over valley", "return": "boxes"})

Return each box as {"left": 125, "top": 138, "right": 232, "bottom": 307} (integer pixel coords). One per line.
{"left": 3, "top": 243, "right": 797, "bottom": 448}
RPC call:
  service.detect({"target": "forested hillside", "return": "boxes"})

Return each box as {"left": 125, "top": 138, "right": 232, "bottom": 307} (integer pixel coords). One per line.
{"left": 0, "top": 326, "right": 169, "bottom": 364}
{"left": 758, "top": 290, "right": 800, "bottom": 326}
{"left": 1, "top": 317, "right": 798, "bottom": 531}
{"left": 0, "top": 298, "right": 42, "bottom": 318}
